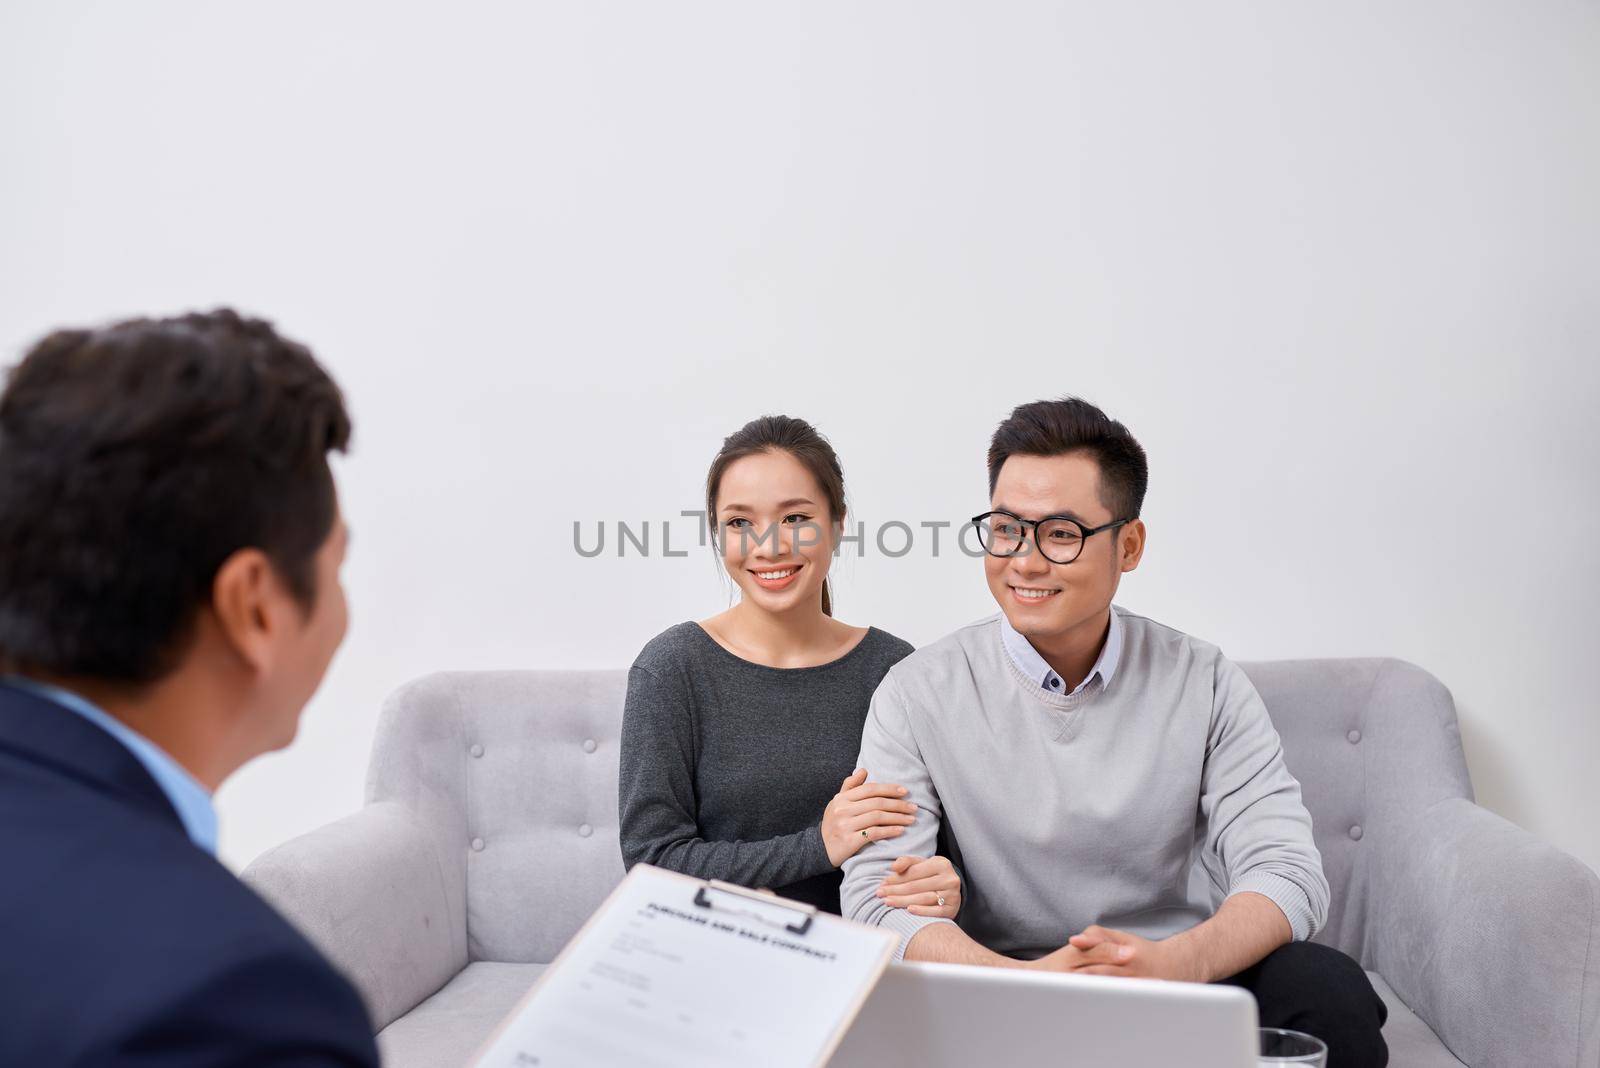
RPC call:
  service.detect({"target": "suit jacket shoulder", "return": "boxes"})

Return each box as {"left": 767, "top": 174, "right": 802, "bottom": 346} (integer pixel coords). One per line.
{"left": 0, "top": 684, "right": 378, "bottom": 1067}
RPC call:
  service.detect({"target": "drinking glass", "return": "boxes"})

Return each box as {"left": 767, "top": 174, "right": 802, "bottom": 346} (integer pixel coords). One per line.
{"left": 1258, "top": 1027, "right": 1327, "bottom": 1067}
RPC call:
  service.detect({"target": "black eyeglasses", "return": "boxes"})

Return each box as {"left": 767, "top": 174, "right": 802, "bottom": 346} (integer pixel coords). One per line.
{"left": 970, "top": 510, "right": 1131, "bottom": 565}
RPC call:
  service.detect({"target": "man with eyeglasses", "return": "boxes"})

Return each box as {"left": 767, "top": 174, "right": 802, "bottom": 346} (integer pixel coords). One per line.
{"left": 841, "top": 397, "right": 1388, "bottom": 1067}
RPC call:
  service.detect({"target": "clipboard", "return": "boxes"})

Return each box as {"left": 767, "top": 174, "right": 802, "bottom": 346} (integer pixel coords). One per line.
{"left": 469, "top": 864, "right": 897, "bottom": 1068}
{"left": 693, "top": 878, "right": 816, "bottom": 935}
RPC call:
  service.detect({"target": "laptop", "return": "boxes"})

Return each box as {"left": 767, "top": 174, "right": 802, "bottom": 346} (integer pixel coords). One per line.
{"left": 828, "top": 960, "right": 1259, "bottom": 1068}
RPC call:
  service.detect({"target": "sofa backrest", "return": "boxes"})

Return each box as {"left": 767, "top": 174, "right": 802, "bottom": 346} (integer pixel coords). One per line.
{"left": 368, "top": 670, "right": 628, "bottom": 964}
{"left": 1239, "top": 657, "right": 1473, "bottom": 960}
{"left": 367, "top": 657, "right": 1471, "bottom": 965}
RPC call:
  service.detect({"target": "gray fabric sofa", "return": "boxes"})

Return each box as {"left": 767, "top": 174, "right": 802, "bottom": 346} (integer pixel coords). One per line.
{"left": 242, "top": 660, "right": 1600, "bottom": 1067}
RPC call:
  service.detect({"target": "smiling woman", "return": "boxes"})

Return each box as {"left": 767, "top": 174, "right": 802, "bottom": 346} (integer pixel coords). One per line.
{"left": 616, "top": 415, "right": 966, "bottom": 917}
{"left": 704, "top": 415, "right": 847, "bottom": 620}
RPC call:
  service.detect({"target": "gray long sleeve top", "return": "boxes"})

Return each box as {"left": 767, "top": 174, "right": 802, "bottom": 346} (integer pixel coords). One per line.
{"left": 840, "top": 605, "right": 1329, "bottom": 960}
{"left": 619, "top": 621, "right": 915, "bottom": 913}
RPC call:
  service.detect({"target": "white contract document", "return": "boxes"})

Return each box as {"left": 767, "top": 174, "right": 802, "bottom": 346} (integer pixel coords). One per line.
{"left": 471, "top": 864, "right": 898, "bottom": 1068}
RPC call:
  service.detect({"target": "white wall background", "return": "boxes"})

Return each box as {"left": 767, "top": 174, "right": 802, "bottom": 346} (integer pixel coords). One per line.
{"left": 2, "top": 1, "right": 1596, "bottom": 877}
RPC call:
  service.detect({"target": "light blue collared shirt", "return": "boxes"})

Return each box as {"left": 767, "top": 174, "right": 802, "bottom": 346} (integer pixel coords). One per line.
{"left": 999, "top": 604, "right": 1123, "bottom": 697}
{"left": 5, "top": 676, "right": 218, "bottom": 854}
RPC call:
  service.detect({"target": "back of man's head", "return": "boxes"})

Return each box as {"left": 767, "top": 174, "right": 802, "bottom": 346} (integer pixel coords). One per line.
{"left": 0, "top": 309, "right": 351, "bottom": 688}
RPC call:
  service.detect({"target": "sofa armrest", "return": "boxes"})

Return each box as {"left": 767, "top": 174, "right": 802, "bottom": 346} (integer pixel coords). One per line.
{"left": 1371, "top": 796, "right": 1599, "bottom": 1067}
{"left": 242, "top": 801, "right": 468, "bottom": 1031}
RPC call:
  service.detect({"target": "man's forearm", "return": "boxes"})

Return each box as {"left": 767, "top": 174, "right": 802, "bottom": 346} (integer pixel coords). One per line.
{"left": 904, "top": 891, "right": 1292, "bottom": 982}
{"left": 1168, "top": 891, "right": 1293, "bottom": 983}
{"left": 903, "top": 922, "right": 1029, "bottom": 969}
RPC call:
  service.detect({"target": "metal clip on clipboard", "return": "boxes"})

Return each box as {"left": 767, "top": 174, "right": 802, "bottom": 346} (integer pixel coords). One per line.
{"left": 692, "top": 879, "right": 816, "bottom": 936}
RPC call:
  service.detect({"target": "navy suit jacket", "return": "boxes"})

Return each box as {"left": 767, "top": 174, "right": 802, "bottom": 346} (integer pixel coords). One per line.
{"left": 0, "top": 682, "right": 379, "bottom": 1067}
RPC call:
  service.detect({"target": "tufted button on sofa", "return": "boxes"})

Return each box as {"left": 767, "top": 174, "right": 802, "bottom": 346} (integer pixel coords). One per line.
{"left": 243, "top": 662, "right": 1600, "bottom": 1067}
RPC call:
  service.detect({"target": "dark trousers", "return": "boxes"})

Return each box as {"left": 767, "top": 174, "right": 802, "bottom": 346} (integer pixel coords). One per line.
{"left": 1215, "top": 941, "right": 1389, "bottom": 1068}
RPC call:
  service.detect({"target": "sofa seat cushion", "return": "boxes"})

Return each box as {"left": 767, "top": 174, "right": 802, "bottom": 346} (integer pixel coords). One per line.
{"left": 377, "top": 962, "right": 543, "bottom": 1068}
{"left": 1367, "top": 970, "right": 1464, "bottom": 1066}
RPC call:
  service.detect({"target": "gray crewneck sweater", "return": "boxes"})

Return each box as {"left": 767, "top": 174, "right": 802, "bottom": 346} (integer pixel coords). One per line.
{"left": 619, "top": 622, "right": 915, "bottom": 913}
{"left": 840, "top": 605, "right": 1329, "bottom": 960}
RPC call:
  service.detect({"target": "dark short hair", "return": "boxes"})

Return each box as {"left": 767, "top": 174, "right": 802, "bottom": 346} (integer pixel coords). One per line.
{"left": 987, "top": 397, "right": 1148, "bottom": 520}
{"left": 0, "top": 309, "right": 351, "bottom": 684}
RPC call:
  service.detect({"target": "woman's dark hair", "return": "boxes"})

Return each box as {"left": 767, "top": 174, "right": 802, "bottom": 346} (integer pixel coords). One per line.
{"left": 0, "top": 308, "right": 351, "bottom": 684}
{"left": 705, "top": 415, "right": 846, "bottom": 617}
{"left": 987, "top": 397, "right": 1149, "bottom": 520}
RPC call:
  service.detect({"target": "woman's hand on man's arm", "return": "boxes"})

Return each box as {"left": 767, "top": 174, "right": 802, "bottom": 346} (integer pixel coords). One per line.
{"left": 875, "top": 854, "right": 962, "bottom": 918}
{"left": 820, "top": 768, "right": 917, "bottom": 867}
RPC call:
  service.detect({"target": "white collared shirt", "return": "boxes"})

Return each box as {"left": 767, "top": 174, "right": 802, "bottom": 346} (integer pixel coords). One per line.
{"left": 998, "top": 603, "right": 1123, "bottom": 697}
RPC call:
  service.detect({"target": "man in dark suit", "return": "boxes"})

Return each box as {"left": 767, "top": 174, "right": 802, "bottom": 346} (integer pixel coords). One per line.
{"left": 0, "top": 310, "right": 378, "bottom": 1066}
